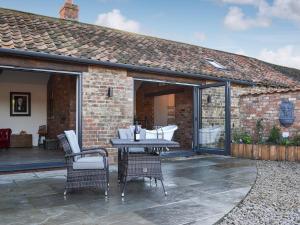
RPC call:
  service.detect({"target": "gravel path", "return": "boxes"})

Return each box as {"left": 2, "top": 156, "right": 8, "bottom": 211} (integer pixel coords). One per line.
{"left": 218, "top": 161, "right": 300, "bottom": 225}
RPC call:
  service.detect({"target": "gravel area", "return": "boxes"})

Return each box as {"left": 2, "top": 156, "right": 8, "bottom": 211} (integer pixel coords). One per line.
{"left": 218, "top": 161, "right": 300, "bottom": 225}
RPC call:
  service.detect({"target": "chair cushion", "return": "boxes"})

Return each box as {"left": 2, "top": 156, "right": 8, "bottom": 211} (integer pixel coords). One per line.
{"left": 64, "top": 130, "right": 81, "bottom": 161}
{"left": 118, "top": 128, "right": 146, "bottom": 153}
{"left": 118, "top": 128, "right": 146, "bottom": 140}
{"left": 73, "top": 156, "right": 105, "bottom": 170}
{"left": 129, "top": 126, "right": 146, "bottom": 139}
{"left": 118, "top": 128, "right": 132, "bottom": 139}
{"left": 128, "top": 147, "right": 145, "bottom": 153}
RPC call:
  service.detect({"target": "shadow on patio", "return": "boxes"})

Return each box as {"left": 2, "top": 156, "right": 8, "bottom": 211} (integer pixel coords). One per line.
{"left": 0, "top": 156, "right": 256, "bottom": 225}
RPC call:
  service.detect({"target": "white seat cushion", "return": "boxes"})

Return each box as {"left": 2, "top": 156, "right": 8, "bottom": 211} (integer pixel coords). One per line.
{"left": 128, "top": 147, "right": 145, "bottom": 153}
{"left": 64, "top": 130, "right": 81, "bottom": 161}
{"left": 73, "top": 156, "right": 105, "bottom": 170}
{"left": 118, "top": 128, "right": 146, "bottom": 153}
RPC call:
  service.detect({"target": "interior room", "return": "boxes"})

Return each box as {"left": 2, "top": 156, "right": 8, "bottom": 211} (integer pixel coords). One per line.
{"left": 0, "top": 69, "right": 77, "bottom": 171}
{"left": 134, "top": 80, "right": 194, "bottom": 150}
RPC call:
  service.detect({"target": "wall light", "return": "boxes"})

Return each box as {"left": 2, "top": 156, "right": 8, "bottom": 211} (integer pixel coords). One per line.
{"left": 207, "top": 95, "right": 212, "bottom": 104}
{"left": 107, "top": 87, "right": 113, "bottom": 98}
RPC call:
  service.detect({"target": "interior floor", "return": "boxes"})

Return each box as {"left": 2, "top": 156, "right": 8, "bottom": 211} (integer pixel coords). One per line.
{"left": 0, "top": 147, "right": 65, "bottom": 172}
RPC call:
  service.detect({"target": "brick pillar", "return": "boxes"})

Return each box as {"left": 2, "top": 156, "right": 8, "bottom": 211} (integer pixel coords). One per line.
{"left": 47, "top": 75, "right": 76, "bottom": 139}
{"left": 82, "top": 66, "right": 133, "bottom": 163}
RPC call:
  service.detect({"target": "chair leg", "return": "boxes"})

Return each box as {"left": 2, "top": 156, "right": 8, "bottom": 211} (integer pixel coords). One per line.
{"left": 160, "top": 179, "right": 167, "bottom": 196}
{"left": 106, "top": 164, "right": 110, "bottom": 189}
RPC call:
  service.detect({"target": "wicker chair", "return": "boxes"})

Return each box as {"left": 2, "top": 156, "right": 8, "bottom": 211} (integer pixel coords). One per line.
{"left": 57, "top": 130, "right": 109, "bottom": 196}
{"left": 118, "top": 128, "right": 166, "bottom": 197}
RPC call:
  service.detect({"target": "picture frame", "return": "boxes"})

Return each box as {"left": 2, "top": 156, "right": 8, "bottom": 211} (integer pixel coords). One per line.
{"left": 10, "top": 92, "right": 31, "bottom": 116}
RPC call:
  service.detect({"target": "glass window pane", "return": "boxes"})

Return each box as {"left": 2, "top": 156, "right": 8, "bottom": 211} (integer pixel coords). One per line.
{"left": 199, "top": 86, "right": 225, "bottom": 150}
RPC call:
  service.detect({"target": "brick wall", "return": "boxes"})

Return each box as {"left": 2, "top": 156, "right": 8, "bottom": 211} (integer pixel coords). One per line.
{"left": 174, "top": 88, "right": 193, "bottom": 149}
{"left": 136, "top": 83, "right": 154, "bottom": 129}
{"left": 201, "top": 86, "right": 225, "bottom": 127}
{"left": 47, "top": 74, "right": 76, "bottom": 139}
{"left": 79, "top": 65, "right": 281, "bottom": 161}
{"left": 82, "top": 66, "right": 133, "bottom": 163}
{"left": 198, "top": 83, "right": 270, "bottom": 145}
{"left": 240, "top": 90, "right": 300, "bottom": 140}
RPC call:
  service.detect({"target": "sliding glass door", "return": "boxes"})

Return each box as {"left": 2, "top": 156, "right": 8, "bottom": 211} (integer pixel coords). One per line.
{"left": 193, "top": 82, "right": 231, "bottom": 155}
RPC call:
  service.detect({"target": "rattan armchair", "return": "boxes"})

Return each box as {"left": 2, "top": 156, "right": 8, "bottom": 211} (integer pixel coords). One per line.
{"left": 57, "top": 131, "right": 109, "bottom": 196}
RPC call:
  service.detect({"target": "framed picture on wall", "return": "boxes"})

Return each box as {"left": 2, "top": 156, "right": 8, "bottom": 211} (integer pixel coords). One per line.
{"left": 10, "top": 92, "right": 31, "bottom": 116}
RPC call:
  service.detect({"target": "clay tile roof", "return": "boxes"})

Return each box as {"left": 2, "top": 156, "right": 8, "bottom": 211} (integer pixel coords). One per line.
{"left": 0, "top": 7, "right": 299, "bottom": 87}
{"left": 240, "top": 87, "right": 300, "bottom": 96}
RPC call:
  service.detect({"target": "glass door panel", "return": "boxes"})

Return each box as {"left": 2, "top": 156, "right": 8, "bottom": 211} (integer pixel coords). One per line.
{"left": 199, "top": 86, "right": 226, "bottom": 150}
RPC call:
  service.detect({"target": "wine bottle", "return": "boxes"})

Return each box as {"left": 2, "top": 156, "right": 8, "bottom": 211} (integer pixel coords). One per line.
{"left": 134, "top": 122, "right": 140, "bottom": 142}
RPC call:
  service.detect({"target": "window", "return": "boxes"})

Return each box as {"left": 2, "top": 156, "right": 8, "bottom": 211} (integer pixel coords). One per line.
{"left": 206, "top": 58, "right": 227, "bottom": 70}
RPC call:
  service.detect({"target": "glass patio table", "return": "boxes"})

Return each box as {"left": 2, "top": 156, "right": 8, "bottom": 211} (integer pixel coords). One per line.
{"left": 110, "top": 139, "right": 179, "bottom": 197}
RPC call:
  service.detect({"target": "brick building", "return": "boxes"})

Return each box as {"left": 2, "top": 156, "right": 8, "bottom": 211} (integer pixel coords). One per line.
{"left": 0, "top": 1, "right": 300, "bottom": 169}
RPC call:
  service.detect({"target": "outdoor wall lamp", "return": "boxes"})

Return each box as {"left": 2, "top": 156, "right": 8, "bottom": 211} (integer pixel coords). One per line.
{"left": 207, "top": 95, "right": 212, "bottom": 104}
{"left": 107, "top": 87, "right": 113, "bottom": 98}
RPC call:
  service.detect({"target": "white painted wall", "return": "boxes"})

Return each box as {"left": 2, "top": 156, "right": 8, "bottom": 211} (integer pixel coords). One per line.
{"left": 0, "top": 70, "right": 49, "bottom": 146}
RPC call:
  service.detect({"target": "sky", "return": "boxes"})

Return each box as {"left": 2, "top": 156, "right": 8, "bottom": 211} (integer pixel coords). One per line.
{"left": 0, "top": 0, "right": 300, "bottom": 69}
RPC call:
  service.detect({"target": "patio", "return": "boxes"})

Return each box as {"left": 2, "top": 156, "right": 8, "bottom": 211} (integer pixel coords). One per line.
{"left": 0, "top": 156, "right": 256, "bottom": 225}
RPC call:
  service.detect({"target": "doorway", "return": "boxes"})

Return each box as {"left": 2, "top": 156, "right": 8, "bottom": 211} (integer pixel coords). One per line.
{"left": 134, "top": 79, "right": 194, "bottom": 150}
{"left": 0, "top": 67, "right": 82, "bottom": 172}
{"left": 193, "top": 82, "right": 231, "bottom": 155}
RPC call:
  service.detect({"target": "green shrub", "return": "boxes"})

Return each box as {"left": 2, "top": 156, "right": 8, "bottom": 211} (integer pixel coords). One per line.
{"left": 233, "top": 131, "right": 252, "bottom": 144}
{"left": 255, "top": 118, "right": 264, "bottom": 144}
{"left": 291, "top": 135, "right": 300, "bottom": 146}
{"left": 267, "top": 125, "right": 281, "bottom": 144}
{"left": 281, "top": 138, "right": 291, "bottom": 146}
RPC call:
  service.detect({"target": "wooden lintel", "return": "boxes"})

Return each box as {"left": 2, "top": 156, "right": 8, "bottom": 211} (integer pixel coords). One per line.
{"left": 144, "top": 88, "right": 185, "bottom": 97}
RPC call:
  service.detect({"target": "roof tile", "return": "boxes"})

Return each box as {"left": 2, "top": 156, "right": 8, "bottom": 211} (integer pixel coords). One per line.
{"left": 0, "top": 8, "right": 298, "bottom": 87}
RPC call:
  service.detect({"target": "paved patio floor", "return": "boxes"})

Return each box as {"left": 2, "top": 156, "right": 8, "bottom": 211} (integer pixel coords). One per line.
{"left": 0, "top": 156, "right": 256, "bottom": 225}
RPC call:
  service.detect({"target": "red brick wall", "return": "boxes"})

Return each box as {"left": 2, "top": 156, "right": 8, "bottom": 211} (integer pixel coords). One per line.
{"left": 47, "top": 74, "right": 76, "bottom": 139}
{"left": 136, "top": 84, "right": 154, "bottom": 129}
{"left": 174, "top": 88, "right": 193, "bottom": 149}
{"left": 240, "top": 91, "right": 300, "bottom": 140}
{"left": 82, "top": 66, "right": 133, "bottom": 163}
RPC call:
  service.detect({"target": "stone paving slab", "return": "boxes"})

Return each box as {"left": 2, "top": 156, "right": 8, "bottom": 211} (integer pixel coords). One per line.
{"left": 0, "top": 156, "right": 256, "bottom": 225}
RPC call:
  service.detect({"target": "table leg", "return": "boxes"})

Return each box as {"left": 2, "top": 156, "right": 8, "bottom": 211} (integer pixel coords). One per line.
{"left": 160, "top": 179, "right": 167, "bottom": 196}
{"left": 121, "top": 147, "right": 129, "bottom": 197}
{"left": 118, "top": 148, "right": 121, "bottom": 183}
{"left": 121, "top": 175, "right": 127, "bottom": 197}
